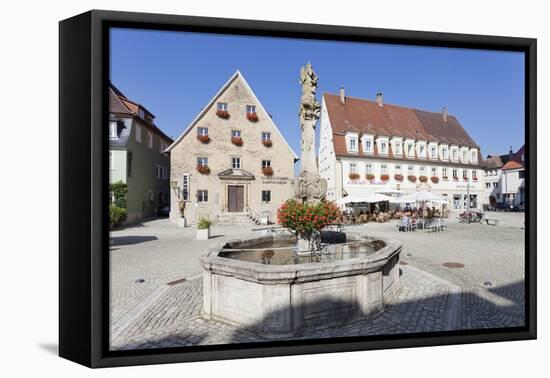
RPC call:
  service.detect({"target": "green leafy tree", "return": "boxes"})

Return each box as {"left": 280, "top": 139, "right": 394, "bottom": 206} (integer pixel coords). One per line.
{"left": 109, "top": 181, "right": 128, "bottom": 208}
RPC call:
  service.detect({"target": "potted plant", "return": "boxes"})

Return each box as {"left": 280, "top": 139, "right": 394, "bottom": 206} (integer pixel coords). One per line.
{"left": 216, "top": 109, "right": 230, "bottom": 119}
{"left": 197, "top": 165, "right": 211, "bottom": 175}
{"left": 246, "top": 112, "right": 259, "bottom": 122}
{"left": 431, "top": 176, "right": 439, "bottom": 183}
{"left": 262, "top": 166, "right": 274, "bottom": 176}
{"left": 197, "top": 134, "right": 210, "bottom": 144}
{"left": 231, "top": 136, "right": 243, "bottom": 146}
{"left": 366, "top": 173, "right": 375, "bottom": 180}
{"left": 262, "top": 139, "right": 273, "bottom": 147}
{"left": 419, "top": 175, "right": 428, "bottom": 182}
{"left": 348, "top": 172, "right": 360, "bottom": 180}
{"left": 394, "top": 174, "right": 404, "bottom": 181}
{"left": 408, "top": 175, "right": 417, "bottom": 182}
{"left": 196, "top": 217, "right": 211, "bottom": 240}
{"left": 380, "top": 174, "right": 390, "bottom": 181}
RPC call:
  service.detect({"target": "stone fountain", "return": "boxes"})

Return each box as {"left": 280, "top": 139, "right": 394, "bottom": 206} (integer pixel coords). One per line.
{"left": 201, "top": 63, "right": 402, "bottom": 339}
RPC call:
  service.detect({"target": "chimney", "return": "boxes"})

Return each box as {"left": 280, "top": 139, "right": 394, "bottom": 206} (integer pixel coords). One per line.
{"left": 442, "top": 107, "right": 448, "bottom": 122}
{"left": 339, "top": 86, "right": 346, "bottom": 105}
{"left": 509, "top": 145, "right": 514, "bottom": 162}
{"left": 376, "top": 92, "right": 383, "bottom": 107}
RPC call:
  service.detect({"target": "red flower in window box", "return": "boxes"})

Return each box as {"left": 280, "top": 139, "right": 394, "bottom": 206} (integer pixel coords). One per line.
{"left": 262, "top": 166, "right": 274, "bottom": 176}
{"left": 442, "top": 176, "right": 448, "bottom": 180}
{"left": 419, "top": 175, "right": 428, "bottom": 183}
{"left": 231, "top": 136, "right": 243, "bottom": 146}
{"left": 463, "top": 177, "right": 468, "bottom": 181}
{"left": 197, "top": 165, "right": 211, "bottom": 175}
{"left": 380, "top": 174, "right": 390, "bottom": 181}
{"left": 262, "top": 139, "right": 273, "bottom": 147}
{"left": 348, "top": 173, "right": 360, "bottom": 180}
{"left": 246, "top": 112, "right": 259, "bottom": 122}
{"left": 216, "top": 110, "right": 230, "bottom": 119}
{"left": 394, "top": 174, "right": 404, "bottom": 181}
{"left": 408, "top": 175, "right": 417, "bottom": 183}
{"left": 431, "top": 176, "right": 439, "bottom": 183}
{"left": 366, "top": 173, "right": 376, "bottom": 181}
{"left": 197, "top": 135, "right": 210, "bottom": 144}
{"left": 473, "top": 177, "right": 478, "bottom": 181}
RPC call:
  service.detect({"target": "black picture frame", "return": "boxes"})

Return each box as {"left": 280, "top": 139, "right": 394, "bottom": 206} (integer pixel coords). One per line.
{"left": 59, "top": 9, "right": 537, "bottom": 368}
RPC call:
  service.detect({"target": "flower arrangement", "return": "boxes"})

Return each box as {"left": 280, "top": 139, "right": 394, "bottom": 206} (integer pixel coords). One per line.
{"left": 473, "top": 177, "right": 478, "bottom": 181}
{"left": 348, "top": 172, "right": 360, "bottom": 180}
{"left": 365, "top": 173, "right": 375, "bottom": 180}
{"left": 442, "top": 176, "right": 448, "bottom": 180}
{"left": 408, "top": 175, "right": 417, "bottom": 182}
{"left": 197, "top": 134, "right": 210, "bottom": 144}
{"left": 262, "top": 166, "right": 274, "bottom": 176}
{"left": 394, "top": 174, "right": 404, "bottom": 181}
{"left": 197, "top": 218, "right": 212, "bottom": 230}
{"left": 419, "top": 175, "right": 428, "bottom": 183}
{"left": 231, "top": 136, "right": 243, "bottom": 146}
{"left": 262, "top": 139, "right": 273, "bottom": 147}
{"left": 246, "top": 112, "right": 259, "bottom": 122}
{"left": 196, "top": 165, "right": 211, "bottom": 175}
{"left": 277, "top": 199, "right": 341, "bottom": 240}
{"left": 431, "top": 176, "right": 439, "bottom": 183}
{"left": 380, "top": 174, "right": 390, "bottom": 181}
{"left": 216, "top": 109, "right": 230, "bottom": 119}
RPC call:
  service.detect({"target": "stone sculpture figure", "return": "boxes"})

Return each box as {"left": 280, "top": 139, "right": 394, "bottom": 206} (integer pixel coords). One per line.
{"left": 294, "top": 63, "right": 327, "bottom": 203}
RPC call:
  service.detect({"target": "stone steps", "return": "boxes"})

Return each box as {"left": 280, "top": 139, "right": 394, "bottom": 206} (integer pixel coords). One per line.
{"left": 216, "top": 213, "right": 257, "bottom": 226}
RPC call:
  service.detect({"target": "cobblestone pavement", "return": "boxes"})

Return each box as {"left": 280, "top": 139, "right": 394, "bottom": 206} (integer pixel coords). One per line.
{"left": 109, "top": 212, "right": 525, "bottom": 350}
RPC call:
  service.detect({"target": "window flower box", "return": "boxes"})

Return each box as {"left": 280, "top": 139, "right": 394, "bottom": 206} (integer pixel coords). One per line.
{"left": 246, "top": 112, "right": 259, "bottom": 122}
{"left": 197, "top": 165, "right": 211, "bottom": 175}
{"left": 197, "top": 134, "right": 210, "bottom": 144}
{"left": 262, "top": 139, "right": 273, "bottom": 147}
{"left": 394, "top": 174, "right": 404, "bottom": 181}
{"left": 231, "top": 136, "right": 243, "bottom": 146}
{"left": 473, "top": 177, "right": 478, "bottom": 181}
{"left": 408, "top": 175, "right": 417, "bottom": 183}
{"left": 431, "top": 176, "right": 439, "bottom": 183}
{"left": 216, "top": 110, "right": 230, "bottom": 119}
{"left": 366, "top": 173, "right": 375, "bottom": 180}
{"left": 348, "top": 173, "right": 360, "bottom": 180}
{"left": 419, "top": 175, "right": 428, "bottom": 183}
{"left": 262, "top": 166, "right": 274, "bottom": 176}
{"left": 442, "top": 176, "right": 448, "bottom": 180}
{"left": 380, "top": 174, "right": 390, "bottom": 181}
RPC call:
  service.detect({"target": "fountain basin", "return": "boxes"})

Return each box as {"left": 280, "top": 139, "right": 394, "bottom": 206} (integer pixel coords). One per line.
{"left": 201, "top": 232, "right": 402, "bottom": 338}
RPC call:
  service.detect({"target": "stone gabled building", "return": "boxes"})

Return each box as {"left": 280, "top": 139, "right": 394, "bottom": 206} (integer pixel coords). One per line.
{"left": 166, "top": 71, "right": 297, "bottom": 225}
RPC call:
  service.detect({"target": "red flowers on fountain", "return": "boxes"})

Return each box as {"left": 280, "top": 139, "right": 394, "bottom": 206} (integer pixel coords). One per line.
{"left": 419, "top": 175, "right": 428, "bottom": 183}
{"left": 197, "top": 134, "right": 210, "bottom": 144}
{"left": 348, "top": 173, "right": 360, "bottom": 180}
{"left": 380, "top": 174, "right": 390, "bottom": 181}
{"left": 246, "top": 112, "right": 259, "bottom": 122}
{"left": 231, "top": 136, "right": 243, "bottom": 146}
{"left": 431, "top": 176, "right": 439, "bottom": 183}
{"left": 262, "top": 166, "right": 274, "bottom": 176}
{"left": 196, "top": 165, "right": 211, "bottom": 175}
{"left": 408, "top": 175, "right": 417, "bottom": 182}
{"left": 262, "top": 139, "right": 273, "bottom": 147}
{"left": 216, "top": 110, "right": 230, "bottom": 119}
{"left": 394, "top": 174, "right": 404, "bottom": 181}
{"left": 277, "top": 199, "right": 341, "bottom": 239}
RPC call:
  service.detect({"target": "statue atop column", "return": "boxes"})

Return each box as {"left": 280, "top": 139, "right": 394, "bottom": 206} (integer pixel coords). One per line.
{"left": 294, "top": 62, "right": 327, "bottom": 203}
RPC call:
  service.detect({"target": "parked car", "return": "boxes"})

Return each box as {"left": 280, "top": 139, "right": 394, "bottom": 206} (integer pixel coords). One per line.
{"left": 156, "top": 205, "right": 170, "bottom": 217}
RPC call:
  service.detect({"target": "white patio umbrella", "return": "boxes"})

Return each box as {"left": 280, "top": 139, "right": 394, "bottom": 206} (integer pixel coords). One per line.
{"left": 374, "top": 189, "right": 402, "bottom": 196}
{"left": 395, "top": 190, "right": 445, "bottom": 204}
{"left": 335, "top": 195, "right": 367, "bottom": 205}
{"left": 362, "top": 193, "right": 393, "bottom": 203}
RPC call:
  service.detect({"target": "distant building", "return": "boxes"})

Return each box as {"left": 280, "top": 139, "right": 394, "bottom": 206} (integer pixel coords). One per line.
{"left": 483, "top": 145, "right": 525, "bottom": 207}
{"left": 109, "top": 84, "right": 173, "bottom": 222}
{"left": 166, "top": 71, "right": 297, "bottom": 225}
{"left": 318, "top": 89, "right": 485, "bottom": 210}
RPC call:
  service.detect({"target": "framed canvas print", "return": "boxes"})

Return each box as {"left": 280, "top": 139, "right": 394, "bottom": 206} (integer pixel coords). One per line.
{"left": 59, "top": 10, "right": 537, "bottom": 368}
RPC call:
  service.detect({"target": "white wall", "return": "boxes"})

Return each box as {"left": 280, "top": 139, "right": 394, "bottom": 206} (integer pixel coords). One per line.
{"left": 3, "top": 1, "right": 546, "bottom": 378}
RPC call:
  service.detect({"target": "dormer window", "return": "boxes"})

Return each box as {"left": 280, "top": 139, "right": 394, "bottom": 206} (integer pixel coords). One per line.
{"left": 365, "top": 140, "right": 372, "bottom": 153}
{"left": 394, "top": 142, "right": 402, "bottom": 155}
{"left": 442, "top": 146, "right": 448, "bottom": 159}
{"left": 109, "top": 121, "right": 118, "bottom": 139}
{"left": 407, "top": 142, "right": 414, "bottom": 157}
{"left": 138, "top": 108, "right": 145, "bottom": 119}
{"left": 462, "top": 149, "right": 468, "bottom": 162}
{"left": 346, "top": 133, "right": 359, "bottom": 153}
{"left": 470, "top": 149, "right": 478, "bottom": 164}
{"left": 380, "top": 141, "right": 387, "bottom": 154}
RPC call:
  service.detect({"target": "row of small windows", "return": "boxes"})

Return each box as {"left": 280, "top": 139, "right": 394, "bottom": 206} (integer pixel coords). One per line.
{"left": 198, "top": 127, "right": 271, "bottom": 141}
{"left": 217, "top": 102, "right": 256, "bottom": 113}
{"left": 197, "top": 157, "right": 271, "bottom": 169}
{"left": 349, "top": 162, "right": 478, "bottom": 180}
{"left": 346, "top": 136, "right": 477, "bottom": 163}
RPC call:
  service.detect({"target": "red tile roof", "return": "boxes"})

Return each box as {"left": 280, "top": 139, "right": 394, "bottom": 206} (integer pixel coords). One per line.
{"left": 502, "top": 160, "right": 523, "bottom": 170}
{"left": 324, "top": 93, "right": 481, "bottom": 164}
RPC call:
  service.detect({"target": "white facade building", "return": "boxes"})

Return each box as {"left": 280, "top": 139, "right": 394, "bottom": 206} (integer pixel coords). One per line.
{"left": 319, "top": 91, "right": 485, "bottom": 211}
{"left": 483, "top": 145, "right": 525, "bottom": 208}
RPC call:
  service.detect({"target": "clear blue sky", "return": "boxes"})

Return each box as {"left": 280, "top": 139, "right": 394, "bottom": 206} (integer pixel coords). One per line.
{"left": 110, "top": 28, "right": 525, "bottom": 157}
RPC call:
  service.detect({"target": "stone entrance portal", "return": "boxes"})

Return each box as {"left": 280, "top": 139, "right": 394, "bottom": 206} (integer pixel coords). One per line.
{"left": 228, "top": 185, "right": 244, "bottom": 212}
